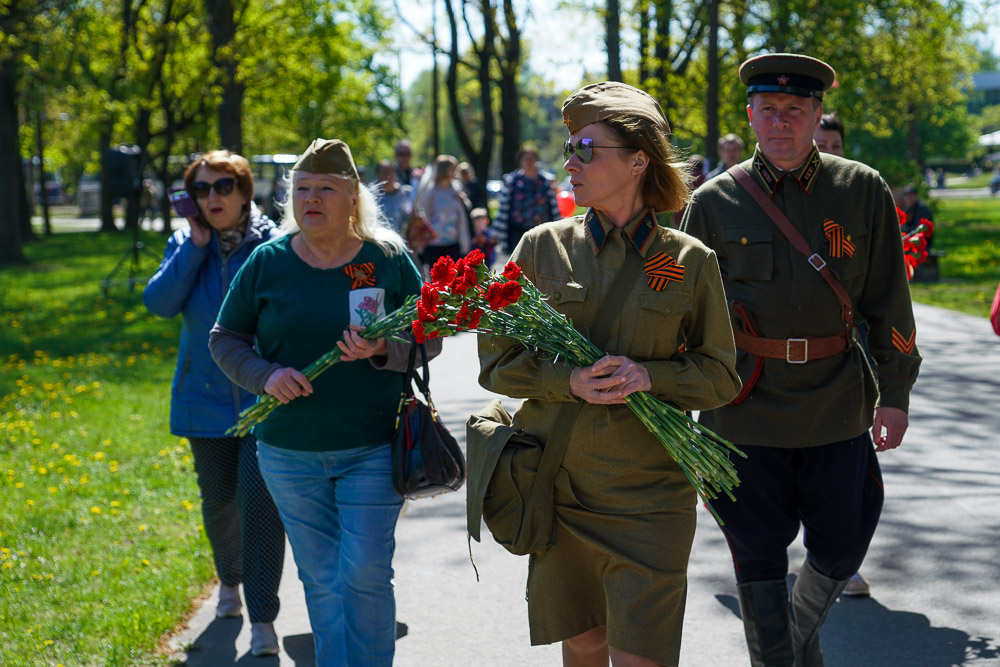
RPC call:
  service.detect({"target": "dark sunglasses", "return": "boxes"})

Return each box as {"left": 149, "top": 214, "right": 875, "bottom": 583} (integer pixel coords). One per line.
{"left": 562, "top": 138, "right": 631, "bottom": 164}
{"left": 189, "top": 178, "right": 237, "bottom": 198}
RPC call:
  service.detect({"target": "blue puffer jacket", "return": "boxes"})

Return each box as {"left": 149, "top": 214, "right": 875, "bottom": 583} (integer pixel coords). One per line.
{"left": 144, "top": 203, "right": 277, "bottom": 437}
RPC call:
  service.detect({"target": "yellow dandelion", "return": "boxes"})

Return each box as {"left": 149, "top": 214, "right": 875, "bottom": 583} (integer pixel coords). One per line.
{"left": 90, "top": 506, "right": 101, "bottom": 514}
{"left": 139, "top": 524, "right": 147, "bottom": 532}
{"left": 48, "top": 487, "right": 56, "bottom": 494}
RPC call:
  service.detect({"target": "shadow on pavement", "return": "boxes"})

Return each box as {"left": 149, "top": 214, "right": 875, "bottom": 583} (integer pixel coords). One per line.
{"left": 713, "top": 591, "right": 1000, "bottom": 667}
{"left": 824, "top": 597, "right": 999, "bottom": 666}
{"left": 279, "top": 634, "right": 315, "bottom": 665}
{"left": 174, "top": 618, "right": 241, "bottom": 665}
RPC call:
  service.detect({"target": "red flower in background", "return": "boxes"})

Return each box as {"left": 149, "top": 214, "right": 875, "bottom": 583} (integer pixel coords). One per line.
{"left": 919, "top": 218, "right": 935, "bottom": 237}
{"left": 896, "top": 207, "right": 907, "bottom": 227}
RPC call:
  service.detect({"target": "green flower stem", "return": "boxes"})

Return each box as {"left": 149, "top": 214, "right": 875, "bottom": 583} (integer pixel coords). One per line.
{"left": 226, "top": 296, "right": 419, "bottom": 437}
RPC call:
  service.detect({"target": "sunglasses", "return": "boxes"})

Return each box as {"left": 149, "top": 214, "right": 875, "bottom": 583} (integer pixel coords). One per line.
{"left": 562, "top": 138, "right": 631, "bottom": 164}
{"left": 189, "top": 178, "right": 237, "bottom": 198}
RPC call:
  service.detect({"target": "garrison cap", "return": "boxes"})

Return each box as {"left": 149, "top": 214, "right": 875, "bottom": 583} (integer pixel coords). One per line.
{"left": 292, "top": 138, "right": 359, "bottom": 180}
{"left": 562, "top": 81, "right": 670, "bottom": 135}
{"left": 739, "top": 53, "right": 836, "bottom": 99}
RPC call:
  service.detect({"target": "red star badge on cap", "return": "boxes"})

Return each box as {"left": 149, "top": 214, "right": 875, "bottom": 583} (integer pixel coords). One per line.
{"left": 777, "top": 75, "right": 789, "bottom": 85}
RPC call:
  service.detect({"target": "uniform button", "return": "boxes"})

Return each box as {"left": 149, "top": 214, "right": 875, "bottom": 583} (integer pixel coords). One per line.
{"left": 847, "top": 234, "right": 852, "bottom": 241}
{"left": 665, "top": 307, "right": 673, "bottom": 314}
{"left": 553, "top": 291, "right": 562, "bottom": 300}
{"left": 741, "top": 237, "right": 748, "bottom": 245}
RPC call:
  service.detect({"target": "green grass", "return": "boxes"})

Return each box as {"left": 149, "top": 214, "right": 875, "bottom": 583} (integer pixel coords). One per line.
{"left": 945, "top": 172, "right": 994, "bottom": 189}
{"left": 910, "top": 197, "right": 1000, "bottom": 317}
{"left": 0, "top": 231, "right": 214, "bottom": 666}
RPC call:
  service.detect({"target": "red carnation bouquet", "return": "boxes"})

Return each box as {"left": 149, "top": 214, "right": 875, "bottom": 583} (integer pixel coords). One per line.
{"left": 230, "top": 249, "right": 745, "bottom": 517}
{"left": 414, "top": 250, "right": 745, "bottom": 516}
{"left": 896, "top": 207, "right": 935, "bottom": 280}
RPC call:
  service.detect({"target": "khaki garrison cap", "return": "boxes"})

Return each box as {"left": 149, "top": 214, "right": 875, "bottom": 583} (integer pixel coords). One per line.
{"left": 739, "top": 53, "right": 836, "bottom": 99}
{"left": 292, "top": 138, "right": 360, "bottom": 180}
{"left": 562, "top": 81, "right": 670, "bottom": 135}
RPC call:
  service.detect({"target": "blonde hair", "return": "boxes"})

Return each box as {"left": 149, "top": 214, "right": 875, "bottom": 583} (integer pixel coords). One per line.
{"left": 278, "top": 171, "right": 406, "bottom": 255}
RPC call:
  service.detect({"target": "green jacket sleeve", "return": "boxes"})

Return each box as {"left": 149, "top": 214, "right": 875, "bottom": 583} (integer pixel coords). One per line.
{"left": 477, "top": 232, "right": 576, "bottom": 402}
{"left": 858, "top": 177, "right": 921, "bottom": 412}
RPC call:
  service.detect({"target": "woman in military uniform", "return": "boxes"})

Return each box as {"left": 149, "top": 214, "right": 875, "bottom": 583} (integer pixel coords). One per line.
{"left": 478, "top": 82, "right": 741, "bottom": 666}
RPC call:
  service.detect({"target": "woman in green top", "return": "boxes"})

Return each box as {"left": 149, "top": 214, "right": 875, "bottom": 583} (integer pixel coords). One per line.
{"left": 209, "top": 139, "right": 437, "bottom": 666}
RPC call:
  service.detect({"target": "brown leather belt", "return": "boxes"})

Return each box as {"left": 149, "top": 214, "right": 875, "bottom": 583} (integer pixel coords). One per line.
{"left": 733, "top": 329, "right": 851, "bottom": 364}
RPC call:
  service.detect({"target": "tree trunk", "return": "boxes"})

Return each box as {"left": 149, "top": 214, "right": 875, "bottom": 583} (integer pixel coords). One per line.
{"left": 497, "top": 0, "right": 522, "bottom": 174}
{"left": 206, "top": 0, "right": 242, "bottom": 153}
{"left": 705, "top": 0, "right": 719, "bottom": 167}
{"left": 0, "top": 57, "right": 27, "bottom": 264}
{"left": 607, "top": 0, "right": 621, "bottom": 82}
{"left": 34, "top": 106, "right": 52, "bottom": 236}
{"left": 99, "top": 128, "right": 118, "bottom": 232}
{"left": 638, "top": 0, "right": 650, "bottom": 85}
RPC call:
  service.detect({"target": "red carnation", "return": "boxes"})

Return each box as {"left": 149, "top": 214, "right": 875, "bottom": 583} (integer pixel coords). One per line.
{"left": 502, "top": 261, "right": 522, "bottom": 281}
{"left": 412, "top": 320, "right": 428, "bottom": 344}
{"left": 420, "top": 284, "right": 440, "bottom": 309}
{"left": 455, "top": 304, "right": 472, "bottom": 329}
{"left": 468, "top": 307, "right": 484, "bottom": 328}
{"left": 464, "top": 248, "right": 486, "bottom": 267}
{"left": 430, "top": 256, "right": 457, "bottom": 287}
{"left": 416, "top": 301, "right": 437, "bottom": 322}
{"left": 485, "top": 283, "right": 506, "bottom": 311}
{"left": 896, "top": 207, "right": 907, "bottom": 227}
{"left": 919, "top": 218, "right": 935, "bottom": 237}
{"left": 501, "top": 280, "right": 523, "bottom": 304}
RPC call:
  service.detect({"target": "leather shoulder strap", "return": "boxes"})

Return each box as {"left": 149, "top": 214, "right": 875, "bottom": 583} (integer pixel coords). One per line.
{"left": 727, "top": 165, "right": 854, "bottom": 330}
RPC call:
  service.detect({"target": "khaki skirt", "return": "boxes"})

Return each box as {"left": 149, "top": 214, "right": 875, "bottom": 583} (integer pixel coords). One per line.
{"left": 526, "top": 474, "right": 697, "bottom": 666}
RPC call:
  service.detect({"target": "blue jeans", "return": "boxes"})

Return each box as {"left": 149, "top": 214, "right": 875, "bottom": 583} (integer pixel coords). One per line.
{"left": 257, "top": 442, "right": 403, "bottom": 667}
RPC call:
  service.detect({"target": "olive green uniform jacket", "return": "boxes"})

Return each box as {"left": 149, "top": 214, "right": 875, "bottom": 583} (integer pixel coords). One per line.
{"left": 680, "top": 146, "right": 922, "bottom": 447}
{"left": 478, "top": 209, "right": 741, "bottom": 513}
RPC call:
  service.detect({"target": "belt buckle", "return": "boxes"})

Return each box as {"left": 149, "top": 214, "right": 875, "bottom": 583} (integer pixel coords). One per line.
{"left": 786, "top": 338, "right": 808, "bottom": 363}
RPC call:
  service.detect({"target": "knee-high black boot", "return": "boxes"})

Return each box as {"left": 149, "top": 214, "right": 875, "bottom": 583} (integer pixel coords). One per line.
{"left": 737, "top": 579, "right": 794, "bottom": 667}
{"left": 790, "top": 561, "right": 849, "bottom": 667}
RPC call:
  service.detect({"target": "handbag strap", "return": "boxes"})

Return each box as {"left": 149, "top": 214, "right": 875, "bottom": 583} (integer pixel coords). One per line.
{"left": 727, "top": 165, "right": 854, "bottom": 331}
{"left": 533, "top": 237, "right": 648, "bottom": 496}
{"left": 403, "top": 339, "right": 432, "bottom": 400}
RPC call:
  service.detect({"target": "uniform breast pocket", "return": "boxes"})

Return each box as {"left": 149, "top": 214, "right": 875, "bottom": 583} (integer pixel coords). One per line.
{"left": 721, "top": 228, "right": 774, "bottom": 281}
{"left": 535, "top": 276, "right": 588, "bottom": 320}
{"left": 825, "top": 226, "right": 867, "bottom": 280}
{"left": 629, "top": 291, "right": 692, "bottom": 358}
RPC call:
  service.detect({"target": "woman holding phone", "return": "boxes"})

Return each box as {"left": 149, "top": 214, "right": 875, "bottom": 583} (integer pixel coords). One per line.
{"left": 144, "top": 150, "right": 286, "bottom": 657}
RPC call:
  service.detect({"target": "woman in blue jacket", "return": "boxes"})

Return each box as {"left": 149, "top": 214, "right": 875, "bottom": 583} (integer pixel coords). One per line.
{"left": 144, "top": 151, "right": 285, "bottom": 657}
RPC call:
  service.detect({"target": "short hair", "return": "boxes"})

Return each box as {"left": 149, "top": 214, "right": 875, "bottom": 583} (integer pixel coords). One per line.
{"left": 183, "top": 150, "right": 254, "bottom": 203}
{"left": 598, "top": 118, "right": 690, "bottom": 213}
{"left": 470, "top": 207, "right": 488, "bottom": 219}
{"left": 718, "top": 133, "right": 745, "bottom": 151}
{"left": 819, "top": 113, "right": 845, "bottom": 141}
{"left": 394, "top": 140, "right": 412, "bottom": 155}
{"left": 457, "top": 162, "right": 475, "bottom": 179}
{"left": 433, "top": 155, "right": 458, "bottom": 183}
{"left": 517, "top": 145, "right": 539, "bottom": 163}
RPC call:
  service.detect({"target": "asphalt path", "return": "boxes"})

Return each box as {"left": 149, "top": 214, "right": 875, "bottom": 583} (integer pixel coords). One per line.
{"left": 168, "top": 302, "right": 1000, "bottom": 666}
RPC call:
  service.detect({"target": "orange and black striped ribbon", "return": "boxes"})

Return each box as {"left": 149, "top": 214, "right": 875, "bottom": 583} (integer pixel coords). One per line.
{"left": 343, "top": 262, "right": 376, "bottom": 289}
{"left": 823, "top": 219, "right": 855, "bottom": 258}
{"left": 644, "top": 252, "right": 684, "bottom": 291}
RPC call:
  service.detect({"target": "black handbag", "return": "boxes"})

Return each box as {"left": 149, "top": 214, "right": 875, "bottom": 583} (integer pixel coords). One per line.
{"left": 392, "top": 342, "right": 466, "bottom": 499}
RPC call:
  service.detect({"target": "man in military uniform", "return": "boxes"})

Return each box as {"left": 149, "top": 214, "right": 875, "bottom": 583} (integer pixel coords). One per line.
{"left": 680, "top": 53, "right": 921, "bottom": 666}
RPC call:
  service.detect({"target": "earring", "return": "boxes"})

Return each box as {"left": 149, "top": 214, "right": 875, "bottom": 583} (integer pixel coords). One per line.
{"left": 349, "top": 215, "right": 358, "bottom": 225}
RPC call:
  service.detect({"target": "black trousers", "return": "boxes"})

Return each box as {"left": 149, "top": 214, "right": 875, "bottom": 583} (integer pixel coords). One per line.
{"left": 713, "top": 433, "right": 884, "bottom": 582}
{"left": 189, "top": 435, "right": 286, "bottom": 622}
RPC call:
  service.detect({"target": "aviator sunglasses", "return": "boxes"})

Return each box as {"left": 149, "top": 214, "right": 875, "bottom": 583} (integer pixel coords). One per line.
{"left": 189, "top": 177, "right": 237, "bottom": 198}
{"left": 562, "top": 138, "right": 631, "bottom": 164}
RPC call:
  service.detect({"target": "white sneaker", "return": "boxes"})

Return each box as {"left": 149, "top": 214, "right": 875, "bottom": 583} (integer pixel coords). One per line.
{"left": 842, "top": 571, "right": 871, "bottom": 597}
{"left": 250, "top": 622, "right": 280, "bottom": 657}
{"left": 216, "top": 584, "right": 243, "bottom": 618}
